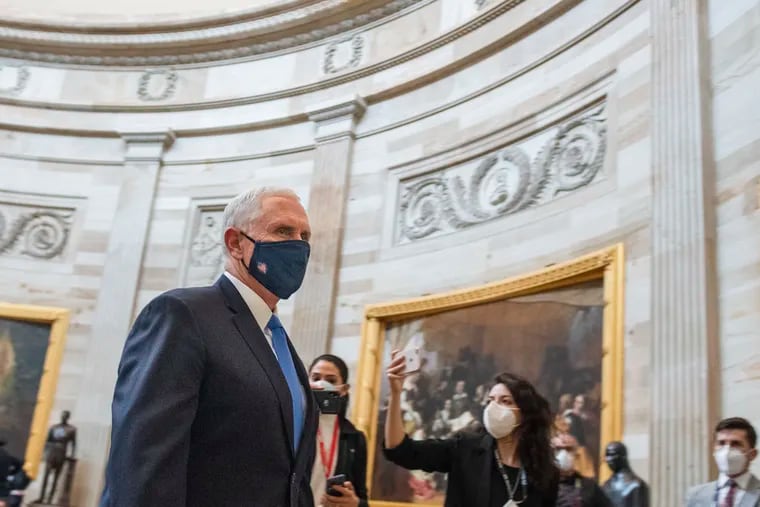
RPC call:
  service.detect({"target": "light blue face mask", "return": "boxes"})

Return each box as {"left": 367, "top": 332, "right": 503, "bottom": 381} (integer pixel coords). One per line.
{"left": 239, "top": 231, "right": 310, "bottom": 299}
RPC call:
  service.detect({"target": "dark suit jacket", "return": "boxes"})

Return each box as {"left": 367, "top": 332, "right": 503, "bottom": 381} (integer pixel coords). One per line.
{"left": 0, "top": 448, "right": 22, "bottom": 497}
{"left": 100, "top": 276, "right": 317, "bottom": 507}
{"left": 383, "top": 431, "right": 558, "bottom": 506}
{"left": 333, "top": 417, "right": 368, "bottom": 507}
{"left": 558, "top": 473, "right": 613, "bottom": 506}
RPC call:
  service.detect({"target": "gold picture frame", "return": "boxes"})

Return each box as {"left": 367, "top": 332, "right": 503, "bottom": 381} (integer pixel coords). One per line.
{"left": 0, "top": 303, "right": 70, "bottom": 479}
{"left": 352, "top": 244, "right": 625, "bottom": 506}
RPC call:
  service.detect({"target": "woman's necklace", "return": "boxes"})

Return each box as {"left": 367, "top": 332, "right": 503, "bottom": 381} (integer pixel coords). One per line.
{"left": 494, "top": 447, "right": 528, "bottom": 507}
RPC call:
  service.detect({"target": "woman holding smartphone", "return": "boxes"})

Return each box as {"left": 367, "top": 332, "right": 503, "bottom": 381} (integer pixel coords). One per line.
{"left": 309, "top": 354, "right": 369, "bottom": 507}
{"left": 383, "top": 350, "right": 559, "bottom": 506}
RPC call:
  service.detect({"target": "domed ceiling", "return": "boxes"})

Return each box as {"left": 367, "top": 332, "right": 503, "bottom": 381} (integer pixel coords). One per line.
{"left": 0, "top": 0, "right": 428, "bottom": 65}
{"left": 0, "top": 0, "right": 290, "bottom": 25}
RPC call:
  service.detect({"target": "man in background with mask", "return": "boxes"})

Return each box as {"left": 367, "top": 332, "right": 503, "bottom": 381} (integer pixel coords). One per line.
{"left": 687, "top": 417, "right": 760, "bottom": 507}
{"left": 100, "top": 187, "right": 318, "bottom": 507}
{"left": 552, "top": 432, "right": 612, "bottom": 507}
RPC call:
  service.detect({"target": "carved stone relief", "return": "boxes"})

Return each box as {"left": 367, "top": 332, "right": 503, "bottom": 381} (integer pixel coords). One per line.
{"left": 0, "top": 64, "right": 29, "bottom": 95}
{"left": 184, "top": 206, "right": 226, "bottom": 287}
{"left": 0, "top": 205, "right": 74, "bottom": 259}
{"left": 396, "top": 104, "right": 607, "bottom": 243}
{"left": 137, "top": 69, "right": 178, "bottom": 101}
{"left": 323, "top": 34, "right": 364, "bottom": 74}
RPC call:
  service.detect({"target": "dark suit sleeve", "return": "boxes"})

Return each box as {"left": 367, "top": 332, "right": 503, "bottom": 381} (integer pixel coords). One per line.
{"left": 353, "top": 431, "right": 369, "bottom": 507}
{"left": 589, "top": 481, "right": 614, "bottom": 507}
{"left": 382, "top": 434, "right": 457, "bottom": 474}
{"left": 100, "top": 294, "right": 205, "bottom": 507}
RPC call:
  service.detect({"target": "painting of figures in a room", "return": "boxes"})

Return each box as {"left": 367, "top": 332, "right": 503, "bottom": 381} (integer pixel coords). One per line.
{"left": 0, "top": 317, "right": 52, "bottom": 460}
{"left": 370, "top": 280, "right": 605, "bottom": 505}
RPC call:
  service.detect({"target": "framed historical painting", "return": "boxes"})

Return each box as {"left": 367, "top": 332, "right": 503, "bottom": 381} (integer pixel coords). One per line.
{"left": 352, "top": 244, "right": 625, "bottom": 507}
{"left": 0, "top": 303, "right": 69, "bottom": 479}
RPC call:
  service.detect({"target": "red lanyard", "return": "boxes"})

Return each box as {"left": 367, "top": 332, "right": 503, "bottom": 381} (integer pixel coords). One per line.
{"left": 317, "top": 418, "right": 341, "bottom": 479}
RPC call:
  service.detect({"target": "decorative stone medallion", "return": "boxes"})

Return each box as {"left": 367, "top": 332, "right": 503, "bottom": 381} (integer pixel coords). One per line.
{"left": 323, "top": 34, "right": 365, "bottom": 74}
{"left": 137, "top": 69, "right": 178, "bottom": 101}
{"left": 0, "top": 64, "right": 29, "bottom": 95}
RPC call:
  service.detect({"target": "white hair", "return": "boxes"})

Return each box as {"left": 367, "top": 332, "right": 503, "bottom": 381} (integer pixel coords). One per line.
{"left": 222, "top": 186, "right": 301, "bottom": 241}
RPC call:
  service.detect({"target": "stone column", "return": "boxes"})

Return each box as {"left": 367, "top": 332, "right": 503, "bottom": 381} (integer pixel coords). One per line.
{"left": 290, "top": 96, "right": 366, "bottom": 363}
{"left": 72, "top": 130, "right": 174, "bottom": 507}
{"left": 649, "top": 1, "right": 718, "bottom": 506}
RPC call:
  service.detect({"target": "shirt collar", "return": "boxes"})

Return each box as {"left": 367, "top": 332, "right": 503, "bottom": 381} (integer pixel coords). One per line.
{"left": 223, "top": 271, "right": 273, "bottom": 332}
{"left": 719, "top": 470, "right": 752, "bottom": 490}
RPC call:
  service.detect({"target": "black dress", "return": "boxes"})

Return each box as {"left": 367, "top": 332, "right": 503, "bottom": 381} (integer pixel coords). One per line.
{"left": 556, "top": 473, "right": 613, "bottom": 507}
{"left": 383, "top": 431, "right": 558, "bottom": 507}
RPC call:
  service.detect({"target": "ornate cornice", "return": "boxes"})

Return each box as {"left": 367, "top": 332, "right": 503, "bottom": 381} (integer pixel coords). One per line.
{"left": 0, "top": 0, "right": 430, "bottom": 66}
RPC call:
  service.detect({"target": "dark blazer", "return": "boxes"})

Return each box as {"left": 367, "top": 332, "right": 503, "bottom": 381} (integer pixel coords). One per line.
{"left": 0, "top": 448, "right": 22, "bottom": 497}
{"left": 100, "top": 276, "right": 317, "bottom": 507}
{"left": 558, "top": 473, "right": 613, "bottom": 506}
{"left": 383, "top": 431, "right": 558, "bottom": 507}
{"left": 332, "top": 417, "right": 369, "bottom": 507}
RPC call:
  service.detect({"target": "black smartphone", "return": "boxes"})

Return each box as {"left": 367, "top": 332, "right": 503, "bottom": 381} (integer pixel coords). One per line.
{"left": 313, "top": 390, "right": 342, "bottom": 414}
{"left": 326, "top": 474, "right": 347, "bottom": 497}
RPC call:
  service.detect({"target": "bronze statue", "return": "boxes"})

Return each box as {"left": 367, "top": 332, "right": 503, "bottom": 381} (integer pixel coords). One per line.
{"left": 35, "top": 411, "right": 76, "bottom": 505}
{"left": 602, "top": 441, "right": 649, "bottom": 507}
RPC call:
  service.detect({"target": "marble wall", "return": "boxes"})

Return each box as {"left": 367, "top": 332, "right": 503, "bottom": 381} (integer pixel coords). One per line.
{"left": 709, "top": 0, "right": 760, "bottom": 430}
{"left": 0, "top": 0, "right": 757, "bottom": 505}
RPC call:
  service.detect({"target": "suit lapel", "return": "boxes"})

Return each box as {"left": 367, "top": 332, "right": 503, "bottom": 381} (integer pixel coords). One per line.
{"left": 740, "top": 475, "right": 760, "bottom": 507}
{"left": 291, "top": 337, "right": 317, "bottom": 467}
{"left": 216, "top": 276, "right": 296, "bottom": 457}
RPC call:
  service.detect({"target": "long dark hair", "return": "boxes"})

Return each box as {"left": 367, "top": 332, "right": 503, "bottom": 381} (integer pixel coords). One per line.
{"left": 309, "top": 354, "right": 350, "bottom": 419}
{"left": 493, "top": 372, "right": 557, "bottom": 491}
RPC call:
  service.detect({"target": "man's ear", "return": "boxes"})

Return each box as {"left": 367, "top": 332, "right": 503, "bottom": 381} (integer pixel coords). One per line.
{"left": 748, "top": 448, "right": 758, "bottom": 462}
{"left": 224, "top": 227, "right": 244, "bottom": 260}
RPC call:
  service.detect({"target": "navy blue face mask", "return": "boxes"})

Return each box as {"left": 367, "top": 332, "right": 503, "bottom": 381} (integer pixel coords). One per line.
{"left": 239, "top": 231, "right": 310, "bottom": 300}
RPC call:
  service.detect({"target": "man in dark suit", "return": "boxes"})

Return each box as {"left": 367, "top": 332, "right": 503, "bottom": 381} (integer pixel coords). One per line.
{"left": 100, "top": 187, "right": 318, "bottom": 507}
{"left": 687, "top": 417, "right": 760, "bottom": 507}
{"left": 0, "top": 439, "right": 22, "bottom": 500}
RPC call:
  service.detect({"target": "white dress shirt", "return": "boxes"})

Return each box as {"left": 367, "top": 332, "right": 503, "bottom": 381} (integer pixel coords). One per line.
{"left": 224, "top": 271, "right": 275, "bottom": 356}
{"left": 311, "top": 413, "right": 340, "bottom": 506}
{"left": 718, "top": 470, "right": 751, "bottom": 506}
{"left": 224, "top": 271, "right": 307, "bottom": 425}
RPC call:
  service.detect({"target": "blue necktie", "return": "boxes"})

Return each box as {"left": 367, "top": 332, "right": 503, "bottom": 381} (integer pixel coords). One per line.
{"left": 267, "top": 314, "right": 304, "bottom": 453}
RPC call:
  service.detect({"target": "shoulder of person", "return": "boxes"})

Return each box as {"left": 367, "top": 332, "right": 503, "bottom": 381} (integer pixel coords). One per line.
{"left": 449, "top": 427, "right": 489, "bottom": 449}
{"left": 137, "top": 286, "right": 221, "bottom": 320}
{"left": 161, "top": 285, "right": 220, "bottom": 307}
{"left": 684, "top": 481, "right": 715, "bottom": 505}
{"left": 339, "top": 418, "right": 364, "bottom": 438}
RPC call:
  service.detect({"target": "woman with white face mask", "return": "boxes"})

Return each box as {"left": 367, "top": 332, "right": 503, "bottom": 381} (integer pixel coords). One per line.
{"left": 308, "top": 354, "right": 368, "bottom": 507}
{"left": 383, "top": 350, "right": 559, "bottom": 506}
